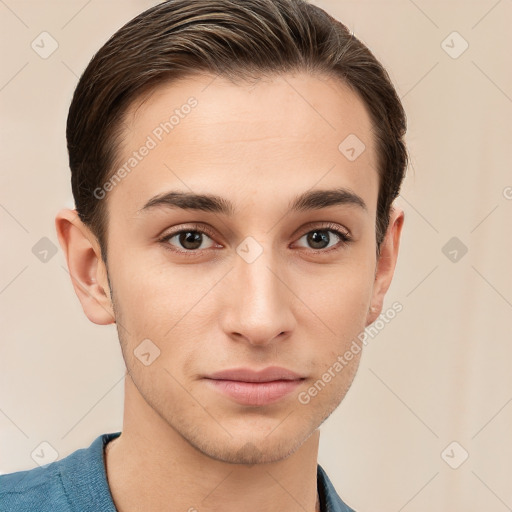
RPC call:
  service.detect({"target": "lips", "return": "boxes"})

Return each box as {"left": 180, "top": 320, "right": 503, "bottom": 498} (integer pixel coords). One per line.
{"left": 204, "top": 366, "right": 305, "bottom": 406}
{"left": 205, "top": 366, "right": 305, "bottom": 383}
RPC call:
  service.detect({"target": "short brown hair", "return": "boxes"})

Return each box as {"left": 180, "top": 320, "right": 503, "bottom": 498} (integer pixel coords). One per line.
{"left": 67, "top": 0, "right": 408, "bottom": 263}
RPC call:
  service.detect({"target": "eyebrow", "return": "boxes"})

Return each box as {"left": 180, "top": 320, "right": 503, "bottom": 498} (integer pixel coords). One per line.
{"left": 138, "top": 187, "right": 367, "bottom": 216}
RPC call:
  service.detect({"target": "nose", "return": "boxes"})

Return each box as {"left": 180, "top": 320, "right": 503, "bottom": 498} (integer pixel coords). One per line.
{"left": 218, "top": 246, "right": 296, "bottom": 347}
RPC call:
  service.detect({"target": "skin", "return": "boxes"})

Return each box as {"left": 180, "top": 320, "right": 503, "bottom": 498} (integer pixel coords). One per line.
{"left": 56, "top": 71, "right": 404, "bottom": 512}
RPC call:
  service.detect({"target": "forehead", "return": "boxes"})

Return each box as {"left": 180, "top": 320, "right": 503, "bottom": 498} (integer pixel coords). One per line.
{"left": 108, "top": 72, "right": 378, "bottom": 217}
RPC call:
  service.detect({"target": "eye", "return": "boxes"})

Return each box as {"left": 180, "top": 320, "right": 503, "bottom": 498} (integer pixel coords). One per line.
{"left": 295, "top": 223, "right": 352, "bottom": 252}
{"left": 159, "top": 224, "right": 219, "bottom": 255}
{"left": 158, "top": 222, "right": 352, "bottom": 257}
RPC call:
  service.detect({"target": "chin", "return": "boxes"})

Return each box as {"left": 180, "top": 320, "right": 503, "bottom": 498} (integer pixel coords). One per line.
{"left": 208, "top": 441, "right": 300, "bottom": 465}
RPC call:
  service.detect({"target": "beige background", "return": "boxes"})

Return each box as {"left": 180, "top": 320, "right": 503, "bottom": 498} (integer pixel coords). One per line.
{"left": 1, "top": 1, "right": 511, "bottom": 510}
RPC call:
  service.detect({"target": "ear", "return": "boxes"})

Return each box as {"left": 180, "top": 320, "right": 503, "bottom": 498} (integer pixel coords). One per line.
{"left": 366, "top": 205, "right": 404, "bottom": 325}
{"left": 55, "top": 208, "right": 115, "bottom": 325}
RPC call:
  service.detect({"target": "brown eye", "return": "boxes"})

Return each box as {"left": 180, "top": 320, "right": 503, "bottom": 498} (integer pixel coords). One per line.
{"left": 295, "top": 225, "right": 351, "bottom": 252}
{"left": 176, "top": 231, "right": 204, "bottom": 250}
{"left": 163, "top": 230, "right": 215, "bottom": 251}
{"left": 160, "top": 225, "right": 219, "bottom": 255}
{"left": 305, "top": 230, "right": 332, "bottom": 249}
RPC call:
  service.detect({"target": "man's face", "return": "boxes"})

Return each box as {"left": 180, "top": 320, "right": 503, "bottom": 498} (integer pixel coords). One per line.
{"left": 102, "top": 72, "right": 382, "bottom": 463}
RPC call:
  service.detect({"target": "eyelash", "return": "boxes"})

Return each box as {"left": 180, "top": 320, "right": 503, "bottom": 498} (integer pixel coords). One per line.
{"left": 158, "top": 222, "right": 352, "bottom": 258}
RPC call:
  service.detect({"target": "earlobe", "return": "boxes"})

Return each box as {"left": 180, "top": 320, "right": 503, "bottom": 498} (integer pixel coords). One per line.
{"left": 55, "top": 209, "right": 115, "bottom": 326}
{"left": 366, "top": 205, "right": 404, "bottom": 326}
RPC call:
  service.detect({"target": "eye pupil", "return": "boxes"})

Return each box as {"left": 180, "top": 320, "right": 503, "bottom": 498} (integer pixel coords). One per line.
{"left": 308, "top": 230, "right": 330, "bottom": 249}
{"left": 179, "top": 231, "right": 202, "bottom": 250}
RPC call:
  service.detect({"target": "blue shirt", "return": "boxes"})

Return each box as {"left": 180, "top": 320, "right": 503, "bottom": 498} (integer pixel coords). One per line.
{"left": 0, "top": 431, "right": 355, "bottom": 511}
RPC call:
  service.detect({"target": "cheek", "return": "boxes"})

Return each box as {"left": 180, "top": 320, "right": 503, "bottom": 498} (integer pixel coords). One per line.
{"left": 112, "top": 252, "right": 188, "bottom": 316}
{"left": 299, "top": 260, "right": 374, "bottom": 327}
{"left": 293, "top": 260, "right": 374, "bottom": 372}
{"left": 111, "top": 256, "right": 220, "bottom": 359}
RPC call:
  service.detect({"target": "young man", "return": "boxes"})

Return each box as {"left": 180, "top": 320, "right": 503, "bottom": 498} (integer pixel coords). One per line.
{"left": 0, "top": 0, "right": 407, "bottom": 510}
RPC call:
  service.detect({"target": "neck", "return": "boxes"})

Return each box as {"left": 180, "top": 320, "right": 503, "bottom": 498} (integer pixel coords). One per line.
{"left": 105, "top": 375, "right": 322, "bottom": 512}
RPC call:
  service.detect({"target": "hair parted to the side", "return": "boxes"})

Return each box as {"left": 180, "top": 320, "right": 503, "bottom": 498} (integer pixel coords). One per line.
{"left": 66, "top": 0, "right": 408, "bottom": 264}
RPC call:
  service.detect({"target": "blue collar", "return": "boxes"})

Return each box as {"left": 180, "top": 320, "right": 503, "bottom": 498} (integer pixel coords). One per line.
{"left": 57, "top": 431, "right": 355, "bottom": 512}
